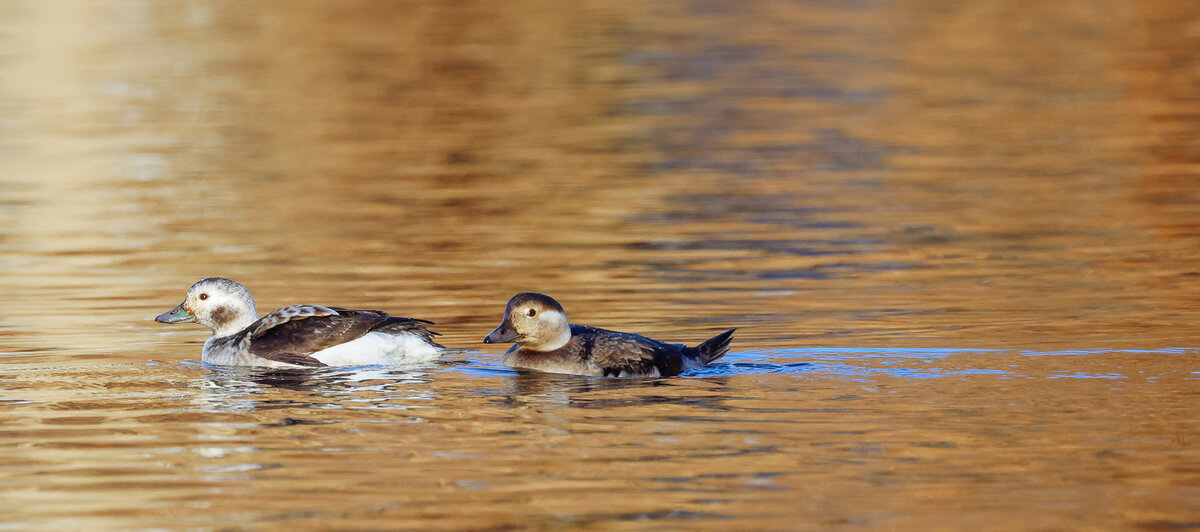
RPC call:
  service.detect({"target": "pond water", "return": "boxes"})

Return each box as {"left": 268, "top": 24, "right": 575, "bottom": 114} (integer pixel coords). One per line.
{"left": 1, "top": 0, "right": 1198, "bottom": 530}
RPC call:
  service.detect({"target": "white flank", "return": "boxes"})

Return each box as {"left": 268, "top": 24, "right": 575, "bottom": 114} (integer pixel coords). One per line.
{"left": 311, "top": 332, "right": 440, "bottom": 366}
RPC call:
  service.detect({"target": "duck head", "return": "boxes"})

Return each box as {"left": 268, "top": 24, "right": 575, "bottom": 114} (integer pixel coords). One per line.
{"left": 483, "top": 292, "right": 571, "bottom": 352}
{"left": 155, "top": 277, "right": 259, "bottom": 337}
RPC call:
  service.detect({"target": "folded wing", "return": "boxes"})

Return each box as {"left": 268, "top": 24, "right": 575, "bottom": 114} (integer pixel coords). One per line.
{"left": 584, "top": 331, "right": 684, "bottom": 377}
{"left": 245, "top": 305, "right": 439, "bottom": 367}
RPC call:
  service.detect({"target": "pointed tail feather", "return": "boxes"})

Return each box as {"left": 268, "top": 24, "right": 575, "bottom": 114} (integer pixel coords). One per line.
{"left": 694, "top": 328, "right": 736, "bottom": 364}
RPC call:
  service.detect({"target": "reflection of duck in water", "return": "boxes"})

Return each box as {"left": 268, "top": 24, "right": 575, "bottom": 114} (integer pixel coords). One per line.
{"left": 155, "top": 278, "right": 442, "bottom": 367}
{"left": 195, "top": 365, "right": 435, "bottom": 413}
{"left": 483, "top": 292, "right": 735, "bottom": 377}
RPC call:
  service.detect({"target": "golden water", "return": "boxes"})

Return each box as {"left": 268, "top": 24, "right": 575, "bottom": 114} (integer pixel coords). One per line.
{"left": 0, "top": 1, "right": 1197, "bottom": 530}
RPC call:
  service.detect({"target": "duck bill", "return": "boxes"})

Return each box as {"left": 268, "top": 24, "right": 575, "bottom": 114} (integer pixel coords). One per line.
{"left": 483, "top": 323, "right": 519, "bottom": 344}
{"left": 155, "top": 303, "right": 196, "bottom": 324}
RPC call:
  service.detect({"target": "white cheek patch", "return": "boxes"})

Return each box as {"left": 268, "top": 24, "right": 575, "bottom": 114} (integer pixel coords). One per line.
{"left": 541, "top": 310, "right": 568, "bottom": 328}
{"left": 534, "top": 309, "right": 571, "bottom": 351}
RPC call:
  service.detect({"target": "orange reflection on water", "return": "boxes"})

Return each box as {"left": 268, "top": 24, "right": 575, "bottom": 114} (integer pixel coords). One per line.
{"left": 0, "top": 0, "right": 1198, "bottom": 530}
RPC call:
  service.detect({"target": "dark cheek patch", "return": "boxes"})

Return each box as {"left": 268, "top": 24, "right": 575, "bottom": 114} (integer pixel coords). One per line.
{"left": 209, "top": 305, "right": 234, "bottom": 326}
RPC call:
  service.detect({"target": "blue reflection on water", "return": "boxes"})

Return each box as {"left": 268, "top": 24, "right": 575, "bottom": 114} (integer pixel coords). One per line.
{"left": 170, "top": 346, "right": 1197, "bottom": 383}
{"left": 1020, "top": 348, "right": 1192, "bottom": 356}
{"left": 683, "top": 361, "right": 815, "bottom": 377}
{"left": 682, "top": 347, "right": 1198, "bottom": 380}
{"left": 687, "top": 349, "right": 1011, "bottom": 379}
{"left": 758, "top": 347, "right": 1003, "bottom": 360}
{"left": 1046, "top": 373, "right": 1124, "bottom": 380}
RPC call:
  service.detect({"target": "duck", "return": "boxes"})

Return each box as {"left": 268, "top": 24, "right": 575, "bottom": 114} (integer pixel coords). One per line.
{"left": 482, "top": 292, "right": 735, "bottom": 377}
{"left": 154, "top": 277, "right": 443, "bottom": 367}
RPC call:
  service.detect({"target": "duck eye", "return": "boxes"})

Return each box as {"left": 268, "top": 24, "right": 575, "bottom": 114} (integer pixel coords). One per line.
{"left": 527, "top": 308, "right": 537, "bottom": 317}
{"left": 199, "top": 293, "right": 208, "bottom": 301}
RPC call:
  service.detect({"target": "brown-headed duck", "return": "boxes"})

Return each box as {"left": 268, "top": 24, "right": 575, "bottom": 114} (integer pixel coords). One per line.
{"left": 483, "top": 292, "right": 734, "bottom": 377}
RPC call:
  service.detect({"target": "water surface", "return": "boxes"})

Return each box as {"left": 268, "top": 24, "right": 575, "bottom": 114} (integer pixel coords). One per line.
{"left": 1, "top": 0, "right": 1198, "bottom": 530}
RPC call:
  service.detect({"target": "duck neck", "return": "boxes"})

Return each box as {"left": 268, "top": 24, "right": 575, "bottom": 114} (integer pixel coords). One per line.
{"left": 208, "top": 305, "right": 258, "bottom": 338}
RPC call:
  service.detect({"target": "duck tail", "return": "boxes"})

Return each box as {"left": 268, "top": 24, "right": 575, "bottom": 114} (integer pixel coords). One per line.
{"left": 694, "top": 328, "right": 736, "bottom": 364}
{"left": 373, "top": 317, "right": 445, "bottom": 349}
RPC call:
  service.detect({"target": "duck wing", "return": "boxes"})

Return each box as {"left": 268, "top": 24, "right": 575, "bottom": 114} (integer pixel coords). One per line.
{"left": 244, "top": 305, "right": 395, "bottom": 367}
{"left": 580, "top": 329, "right": 685, "bottom": 377}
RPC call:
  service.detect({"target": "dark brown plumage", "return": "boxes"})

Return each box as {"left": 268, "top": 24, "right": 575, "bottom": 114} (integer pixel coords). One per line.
{"left": 484, "top": 292, "right": 735, "bottom": 377}
{"left": 533, "top": 324, "right": 734, "bottom": 377}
